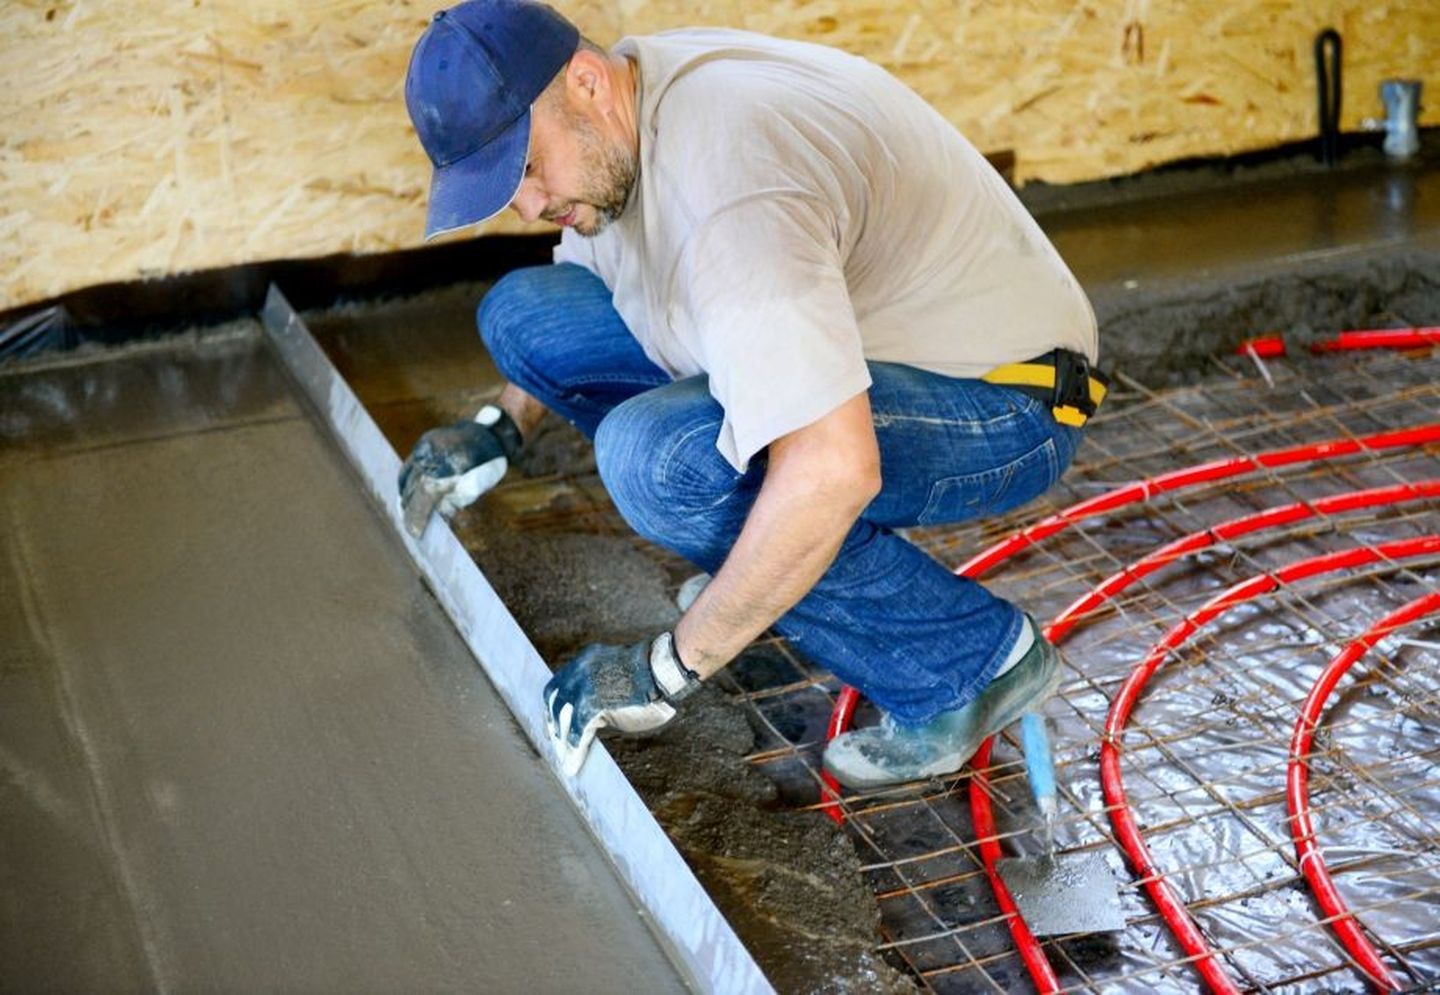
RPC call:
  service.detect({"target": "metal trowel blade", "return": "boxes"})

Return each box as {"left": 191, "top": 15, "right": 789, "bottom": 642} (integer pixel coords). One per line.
{"left": 401, "top": 476, "right": 442, "bottom": 539}
{"left": 995, "top": 851, "right": 1125, "bottom": 936}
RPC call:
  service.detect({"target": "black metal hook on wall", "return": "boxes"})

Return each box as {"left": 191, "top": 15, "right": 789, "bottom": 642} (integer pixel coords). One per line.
{"left": 1314, "top": 28, "right": 1342, "bottom": 167}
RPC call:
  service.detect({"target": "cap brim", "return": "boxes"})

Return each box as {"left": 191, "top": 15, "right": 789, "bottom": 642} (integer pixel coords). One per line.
{"left": 423, "top": 110, "right": 531, "bottom": 241}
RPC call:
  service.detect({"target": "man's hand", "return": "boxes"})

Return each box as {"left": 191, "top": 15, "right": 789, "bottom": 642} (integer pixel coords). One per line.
{"left": 398, "top": 405, "right": 523, "bottom": 538}
{"left": 544, "top": 632, "right": 702, "bottom": 776}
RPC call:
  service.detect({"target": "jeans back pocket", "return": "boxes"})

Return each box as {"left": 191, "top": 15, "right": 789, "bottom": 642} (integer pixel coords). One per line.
{"left": 917, "top": 436, "right": 1061, "bottom": 526}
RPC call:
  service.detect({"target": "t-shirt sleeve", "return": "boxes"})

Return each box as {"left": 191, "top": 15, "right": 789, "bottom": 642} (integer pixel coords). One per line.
{"left": 675, "top": 193, "right": 872, "bottom": 473}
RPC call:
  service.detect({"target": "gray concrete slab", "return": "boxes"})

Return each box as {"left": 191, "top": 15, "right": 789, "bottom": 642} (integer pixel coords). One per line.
{"left": 1043, "top": 160, "right": 1440, "bottom": 288}
{"left": 0, "top": 329, "right": 687, "bottom": 993}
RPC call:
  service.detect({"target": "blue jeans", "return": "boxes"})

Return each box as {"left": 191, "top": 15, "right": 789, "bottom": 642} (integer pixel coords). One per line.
{"left": 479, "top": 263, "right": 1083, "bottom": 722}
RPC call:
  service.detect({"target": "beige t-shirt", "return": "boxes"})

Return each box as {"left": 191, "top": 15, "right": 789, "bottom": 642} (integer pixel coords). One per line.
{"left": 555, "top": 29, "right": 1097, "bottom": 472}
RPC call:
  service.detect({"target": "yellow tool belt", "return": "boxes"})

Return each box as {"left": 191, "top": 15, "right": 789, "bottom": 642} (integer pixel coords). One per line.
{"left": 981, "top": 349, "right": 1110, "bottom": 427}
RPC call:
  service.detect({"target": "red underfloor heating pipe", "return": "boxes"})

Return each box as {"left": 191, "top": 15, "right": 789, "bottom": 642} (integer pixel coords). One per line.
{"left": 1101, "top": 535, "right": 1440, "bottom": 992}
{"left": 967, "top": 734, "right": 1062, "bottom": 991}
{"left": 1310, "top": 327, "right": 1440, "bottom": 353}
{"left": 820, "top": 423, "right": 1440, "bottom": 991}
{"left": 1287, "top": 593, "right": 1440, "bottom": 992}
{"left": 1049, "top": 480, "right": 1440, "bottom": 641}
{"left": 1043, "top": 484, "right": 1440, "bottom": 990}
{"left": 1236, "top": 327, "right": 1440, "bottom": 358}
{"left": 956, "top": 424, "right": 1440, "bottom": 580}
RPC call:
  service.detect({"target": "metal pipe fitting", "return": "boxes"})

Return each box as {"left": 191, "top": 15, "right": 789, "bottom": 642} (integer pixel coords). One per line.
{"left": 1381, "top": 78, "right": 1422, "bottom": 160}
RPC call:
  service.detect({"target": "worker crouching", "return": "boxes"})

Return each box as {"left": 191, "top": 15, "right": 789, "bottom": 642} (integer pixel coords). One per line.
{"left": 397, "top": 0, "right": 1102, "bottom": 787}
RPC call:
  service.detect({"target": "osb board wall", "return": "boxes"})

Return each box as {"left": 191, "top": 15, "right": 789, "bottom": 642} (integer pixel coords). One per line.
{"left": 3, "top": 0, "right": 1435, "bottom": 312}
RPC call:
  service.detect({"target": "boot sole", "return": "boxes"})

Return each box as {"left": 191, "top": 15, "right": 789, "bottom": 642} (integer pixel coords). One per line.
{"left": 823, "top": 636, "right": 1062, "bottom": 790}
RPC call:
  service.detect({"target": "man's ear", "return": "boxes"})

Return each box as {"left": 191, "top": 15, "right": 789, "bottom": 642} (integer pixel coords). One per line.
{"left": 564, "top": 49, "right": 611, "bottom": 109}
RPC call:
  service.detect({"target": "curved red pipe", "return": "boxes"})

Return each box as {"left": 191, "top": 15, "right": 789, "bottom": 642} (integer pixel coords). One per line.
{"left": 968, "top": 737, "right": 1061, "bottom": 993}
{"left": 824, "top": 425, "right": 1440, "bottom": 989}
{"left": 1235, "top": 327, "right": 1440, "bottom": 356}
{"left": 1050, "top": 480, "right": 1440, "bottom": 643}
{"left": 819, "top": 688, "right": 860, "bottom": 824}
{"left": 957, "top": 424, "right": 1440, "bottom": 579}
{"left": 1287, "top": 594, "right": 1440, "bottom": 991}
{"left": 1102, "top": 535, "right": 1440, "bottom": 992}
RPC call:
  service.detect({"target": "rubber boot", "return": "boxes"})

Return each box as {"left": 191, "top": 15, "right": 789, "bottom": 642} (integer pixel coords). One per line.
{"left": 822, "top": 618, "right": 1061, "bottom": 790}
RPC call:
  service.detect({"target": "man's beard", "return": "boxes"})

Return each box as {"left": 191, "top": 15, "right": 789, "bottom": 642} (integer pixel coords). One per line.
{"left": 569, "top": 113, "right": 637, "bottom": 237}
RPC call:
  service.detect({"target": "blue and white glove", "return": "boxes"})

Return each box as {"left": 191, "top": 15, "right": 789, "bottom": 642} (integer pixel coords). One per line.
{"left": 398, "top": 405, "right": 523, "bottom": 538}
{"left": 544, "top": 632, "right": 703, "bottom": 776}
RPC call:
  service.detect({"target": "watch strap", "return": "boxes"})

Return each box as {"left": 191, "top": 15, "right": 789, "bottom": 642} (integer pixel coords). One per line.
{"left": 650, "top": 631, "right": 702, "bottom": 703}
{"left": 475, "top": 404, "right": 524, "bottom": 461}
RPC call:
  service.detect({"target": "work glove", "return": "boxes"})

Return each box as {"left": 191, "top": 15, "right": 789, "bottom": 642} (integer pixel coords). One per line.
{"left": 544, "top": 632, "right": 703, "bottom": 776}
{"left": 398, "top": 404, "right": 523, "bottom": 538}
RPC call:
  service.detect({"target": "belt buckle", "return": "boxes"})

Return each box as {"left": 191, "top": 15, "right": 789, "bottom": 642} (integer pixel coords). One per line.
{"left": 1051, "top": 349, "right": 1093, "bottom": 426}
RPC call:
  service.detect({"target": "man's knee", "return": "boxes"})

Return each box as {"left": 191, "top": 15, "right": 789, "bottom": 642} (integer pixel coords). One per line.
{"left": 593, "top": 392, "right": 670, "bottom": 539}
{"left": 593, "top": 382, "right": 736, "bottom": 544}
{"left": 478, "top": 263, "right": 609, "bottom": 378}
{"left": 476, "top": 266, "right": 552, "bottom": 381}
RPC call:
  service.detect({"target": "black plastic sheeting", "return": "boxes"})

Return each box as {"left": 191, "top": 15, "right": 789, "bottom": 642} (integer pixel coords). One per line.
{"left": 0, "top": 303, "right": 76, "bottom": 358}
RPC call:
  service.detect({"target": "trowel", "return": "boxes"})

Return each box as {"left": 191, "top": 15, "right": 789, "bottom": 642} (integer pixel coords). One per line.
{"left": 995, "top": 713, "right": 1125, "bottom": 936}
{"left": 400, "top": 472, "right": 445, "bottom": 539}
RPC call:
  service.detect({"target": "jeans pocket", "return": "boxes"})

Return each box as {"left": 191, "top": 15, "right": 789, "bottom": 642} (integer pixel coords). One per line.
{"left": 917, "top": 436, "right": 1061, "bottom": 526}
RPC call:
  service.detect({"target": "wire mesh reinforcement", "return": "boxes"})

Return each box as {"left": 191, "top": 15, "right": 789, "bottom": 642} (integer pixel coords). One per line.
{"left": 486, "top": 343, "right": 1440, "bottom": 991}
{"left": 1097, "top": 534, "right": 1440, "bottom": 993}
{"left": 837, "top": 435, "right": 1440, "bottom": 991}
{"left": 1287, "top": 590, "right": 1440, "bottom": 992}
{"left": 742, "top": 347, "right": 1440, "bottom": 992}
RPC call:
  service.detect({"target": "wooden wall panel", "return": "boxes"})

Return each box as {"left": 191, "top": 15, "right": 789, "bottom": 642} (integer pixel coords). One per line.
{"left": 2, "top": 0, "right": 1435, "bottom": 311}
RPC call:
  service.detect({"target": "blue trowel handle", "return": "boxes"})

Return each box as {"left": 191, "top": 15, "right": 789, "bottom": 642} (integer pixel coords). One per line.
{"left": 1020, "top": 712, "right": 1058, "bottom": 820}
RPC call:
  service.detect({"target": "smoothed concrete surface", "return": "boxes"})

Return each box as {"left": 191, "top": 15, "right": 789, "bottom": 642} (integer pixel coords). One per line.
{"left": 0, "top": 328, "right": 686, "bottom": 993}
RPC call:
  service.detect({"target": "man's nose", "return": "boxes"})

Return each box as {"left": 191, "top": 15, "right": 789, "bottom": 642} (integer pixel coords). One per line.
{"left": 510, "top": 179, "right": 545, "bottom": 223}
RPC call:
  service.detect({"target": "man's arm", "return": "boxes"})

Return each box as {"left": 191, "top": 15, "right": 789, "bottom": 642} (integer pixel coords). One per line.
{"left": 539, "top": 390, "right": 879, "bottom": 775}
{"left": 495, "top": 381, "right": 548, "bottom": 443}
{"left": 673, "top": 390, "right": 881, "bottom": 676}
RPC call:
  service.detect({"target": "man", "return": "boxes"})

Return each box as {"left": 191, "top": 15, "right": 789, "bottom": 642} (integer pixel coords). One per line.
{"left": 399, "top": 0, "right": 1104, "bottom": 786}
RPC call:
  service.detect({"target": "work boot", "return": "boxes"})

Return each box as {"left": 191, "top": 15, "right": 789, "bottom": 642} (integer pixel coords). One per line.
{"left": 822, "top": 620, "right": 1062, "bottom": 790}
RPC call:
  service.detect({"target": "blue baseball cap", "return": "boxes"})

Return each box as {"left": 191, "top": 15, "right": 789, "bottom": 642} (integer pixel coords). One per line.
{"left": 405, "top": 0, "right": 580, "bottom": 240}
